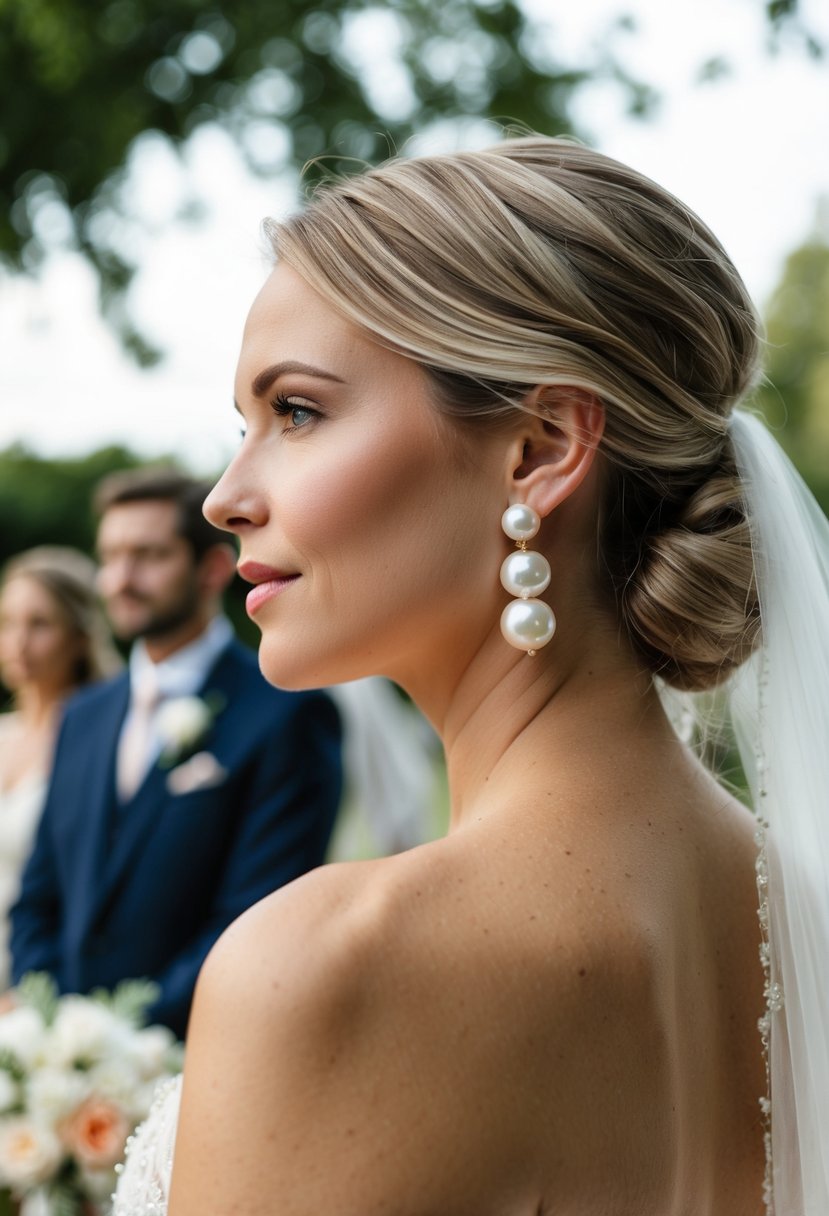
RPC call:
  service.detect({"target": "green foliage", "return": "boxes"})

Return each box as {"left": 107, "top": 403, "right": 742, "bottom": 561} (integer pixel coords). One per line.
{"left": 16, "top": 970, "right": 160, "bottom": 1029}
{"left": 0, "top": 1048, "right": 25, "bottom": 1085}
{"left": 0, "top": 443, "right": 164, "bottom": 570}
{"left": 0, "top": 0, "right": 659, "bottom": 359}
{"left": 0, "top": 1178, "right": 86, "bottom": 1216}
{"left": 45, "top": 1181, "right": 87, "bottom": 1216}
{"left": 87, "top": 977, "right": 161, "bottom": 1027}
{"left": 0, "top": 0, "right": 820, "bottom": 361}
{"left": 765, "top": 0, "right": 825, "bottom": 57}
{"left": 15, "top": 970, "right": 60, "bottom": 1025}
{"left": 754, "top": 220, "right": 829, "bottom": 514}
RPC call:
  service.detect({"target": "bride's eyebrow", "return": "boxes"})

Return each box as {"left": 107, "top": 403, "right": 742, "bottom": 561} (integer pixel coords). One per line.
{"left": 250, "top": 361, "right": 346, "bottom": 398}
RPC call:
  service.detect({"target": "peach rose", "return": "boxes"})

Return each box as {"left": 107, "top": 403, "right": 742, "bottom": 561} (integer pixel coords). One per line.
{"left": 60, "top": 1096, "right": 130, "bottom": 1169}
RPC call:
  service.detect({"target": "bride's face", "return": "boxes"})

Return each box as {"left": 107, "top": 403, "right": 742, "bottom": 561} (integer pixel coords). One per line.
{"left": 205, "top": 263, "right": 513, "bottom": 691}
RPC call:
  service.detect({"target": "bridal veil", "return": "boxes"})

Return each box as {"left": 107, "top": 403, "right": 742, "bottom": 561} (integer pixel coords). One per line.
{"left": 725, "top": 410, "right": 829, "bottom": 1213}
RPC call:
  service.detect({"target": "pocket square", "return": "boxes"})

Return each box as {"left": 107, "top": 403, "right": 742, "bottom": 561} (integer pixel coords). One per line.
{"left": 166, "top": 751, "right": 228, "bottom": 796}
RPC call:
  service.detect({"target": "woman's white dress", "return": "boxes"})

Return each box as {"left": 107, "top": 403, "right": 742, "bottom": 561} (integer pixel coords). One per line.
{"left": 0, "top": 717, "right": 48, "bottom": 990}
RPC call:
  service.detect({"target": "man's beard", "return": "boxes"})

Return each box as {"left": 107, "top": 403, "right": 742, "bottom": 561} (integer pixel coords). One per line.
{"left": 111, "top": 584, "right": 201, "bottom": 644}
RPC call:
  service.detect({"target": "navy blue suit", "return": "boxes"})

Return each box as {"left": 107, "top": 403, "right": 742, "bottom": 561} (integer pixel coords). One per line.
{"left": 10, "top": 640, "right": 342, "bottom": 1038}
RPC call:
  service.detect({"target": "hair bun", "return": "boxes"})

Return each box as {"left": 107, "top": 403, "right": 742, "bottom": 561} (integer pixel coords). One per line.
{"left": 621, "top": 461, "right": 761, "bottom": 691}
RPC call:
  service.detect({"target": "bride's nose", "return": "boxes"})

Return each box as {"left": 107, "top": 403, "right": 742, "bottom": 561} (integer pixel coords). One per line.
{"left": 203, "top": 457, "right": 267, "bottom": 534}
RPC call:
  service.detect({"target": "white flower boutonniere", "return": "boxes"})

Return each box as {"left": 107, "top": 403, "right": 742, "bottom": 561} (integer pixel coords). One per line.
{"left": 155, "top": 693, "right": 224, "bottom": 769}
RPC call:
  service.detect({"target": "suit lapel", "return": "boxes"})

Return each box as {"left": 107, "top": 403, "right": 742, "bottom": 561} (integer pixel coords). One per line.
{"left": 92, "top": 644, "right": 243, "bottom": 922}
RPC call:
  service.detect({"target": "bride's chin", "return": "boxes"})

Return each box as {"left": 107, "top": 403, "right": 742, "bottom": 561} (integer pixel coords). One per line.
{"left": 256, "top": 637, "right": 388, "bottom": 695}
{"left": 257, "top": 641, "right": 366, "bottom": 694}
{"left": 258, "top": 657, "right": 327, "bottom": 694}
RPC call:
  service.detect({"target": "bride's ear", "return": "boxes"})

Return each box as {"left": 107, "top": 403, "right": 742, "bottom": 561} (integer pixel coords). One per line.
{"left": 505, "top": 386, "right": 605, "bottom": 519}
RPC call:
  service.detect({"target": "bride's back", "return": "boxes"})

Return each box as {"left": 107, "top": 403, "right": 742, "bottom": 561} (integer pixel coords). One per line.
{"left": 292, "top": 730, "right": 765, "bottom": 1215}
{"left": 470, "top": 779, "right": 764, "bottom": 1214}
{"left": 212, "top": 714, "right": 764, "bottom": 1216}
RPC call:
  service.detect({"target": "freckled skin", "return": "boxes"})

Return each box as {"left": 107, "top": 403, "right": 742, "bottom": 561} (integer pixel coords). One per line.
{"left": 167, "top": 266, "right": 767, "bottom": 1216}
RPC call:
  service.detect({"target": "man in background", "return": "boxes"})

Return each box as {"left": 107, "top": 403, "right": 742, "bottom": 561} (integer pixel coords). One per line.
{"left": 10, "top": 469, "right": 342, "bottom": 1038}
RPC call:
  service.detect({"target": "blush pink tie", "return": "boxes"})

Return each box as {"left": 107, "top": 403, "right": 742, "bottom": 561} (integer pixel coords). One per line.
{"left": 117, "top": 667, "right": 161, "bottom": 802}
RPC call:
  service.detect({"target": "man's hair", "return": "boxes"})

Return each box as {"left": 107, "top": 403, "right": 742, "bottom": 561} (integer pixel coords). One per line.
{"left": 94, "top": 468, "right": 229, "bottom": 561}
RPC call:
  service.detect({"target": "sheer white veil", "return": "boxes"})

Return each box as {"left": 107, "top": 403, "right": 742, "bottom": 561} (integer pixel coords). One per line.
{"left": 726, "top": 409, "right": 829, "bottom": 1213}
{"left": 327, "top": 677, "right": 438, "bottom": 856}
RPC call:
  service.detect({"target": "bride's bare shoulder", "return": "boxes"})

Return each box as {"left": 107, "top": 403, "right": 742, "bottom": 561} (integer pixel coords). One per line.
{"left": 195, "top": 842, "right": 458, "bottom": 1018}
{"left": 176, "top": 840, "right": 595, "bottom": 1212}
{"left": 189, "top": 825, "right": 614, "bottom": 1102}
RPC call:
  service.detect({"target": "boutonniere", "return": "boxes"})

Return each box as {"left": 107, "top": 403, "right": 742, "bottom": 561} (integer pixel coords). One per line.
{"left": 156, "top": 692, "right": 225, "bottom": 770}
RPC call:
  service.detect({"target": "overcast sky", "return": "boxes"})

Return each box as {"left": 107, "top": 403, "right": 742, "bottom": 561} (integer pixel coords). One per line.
{"left": 2, "top": 0, "right": 828, "bottom": 473}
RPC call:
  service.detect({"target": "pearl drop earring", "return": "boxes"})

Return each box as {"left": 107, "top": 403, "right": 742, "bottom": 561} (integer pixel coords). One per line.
{"left": 499, "top": 504, "right": 556, "bottom": 655}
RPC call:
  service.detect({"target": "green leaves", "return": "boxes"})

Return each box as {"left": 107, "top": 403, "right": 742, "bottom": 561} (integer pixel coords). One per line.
{"left": 85, "top": 979, "right": 162, "bottom": 1029}
{"left": 15, "top": 971, "right": 60, "bottom": 1026}
{"left": 15, "top": 972, "right": 161, "bottom": 1030}
{"left": 45, "top": 1179, "right": 86, "bottom": 1216}
{"left": 754, "top": 230, "right": 829, "bottom": 515}
{"left": 0, "top": 0, "right": 821, "bottom": 362}
{"left": 0, "top": 0, "right": 600, "bottom": 358}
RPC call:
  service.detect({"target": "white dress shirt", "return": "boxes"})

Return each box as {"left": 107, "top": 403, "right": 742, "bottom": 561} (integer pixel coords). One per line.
{"left": 117, "top": 615, "right": 233, "bottom": 794}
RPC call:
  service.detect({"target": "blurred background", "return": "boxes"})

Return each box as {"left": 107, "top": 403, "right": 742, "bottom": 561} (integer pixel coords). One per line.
{"left": 1, "top": 0, "right": 828, "bottom": 607}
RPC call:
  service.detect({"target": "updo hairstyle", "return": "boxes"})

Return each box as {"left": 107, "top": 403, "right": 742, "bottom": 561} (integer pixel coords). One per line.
{"left": 269, "top": 136, "right": 763, "bottom": 691}
{"left": 0, "top": 546, "right": 121, "bottom": 686}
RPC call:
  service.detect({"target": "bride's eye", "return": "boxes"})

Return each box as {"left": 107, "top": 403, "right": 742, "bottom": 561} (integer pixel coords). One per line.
{"left": 271, "top": 394, "right": 319, "bottom": 430}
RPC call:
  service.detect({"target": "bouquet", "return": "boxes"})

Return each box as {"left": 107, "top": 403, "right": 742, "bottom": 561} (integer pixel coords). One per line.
{"left": 0, "top": 975, "right": 182, "bottom": 1216}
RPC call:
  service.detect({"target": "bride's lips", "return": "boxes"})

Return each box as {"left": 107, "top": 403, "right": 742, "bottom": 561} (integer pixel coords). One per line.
{"left": 238, "top": 561, "right": 300, "bottom": 616}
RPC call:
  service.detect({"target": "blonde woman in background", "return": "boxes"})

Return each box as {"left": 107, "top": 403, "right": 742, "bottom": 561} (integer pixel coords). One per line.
{"left": 0, "top": 546, "right": 119, "bottom": 988}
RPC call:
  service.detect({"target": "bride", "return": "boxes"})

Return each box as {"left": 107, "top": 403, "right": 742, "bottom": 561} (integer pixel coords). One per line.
{"left": 115, "top": 136, "right": 829, "bottom": 1214}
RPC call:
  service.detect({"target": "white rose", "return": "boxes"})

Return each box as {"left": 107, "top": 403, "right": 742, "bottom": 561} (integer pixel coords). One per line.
{"left": 0, "top": 1007, "right": 46, "bottom": 1069}
{"left": 156, "top": 696, "right": 211, "bottom": 754}
{"left": 123, "top": 1025, "right": 176, "bottom": 1080}
{"left": 85, "top": 1057, "right": 141, "bottom": 1108}
{"left": 44, "top": 998, "right": 121, "bottom": 1069}
{"left": 0, "top": 1116, "right": 64, "bottom": 1187}
{"left": 25, "top": 1069, "right": 89, "bottom": 1124}
{"left": 0, "top": 1071, "right": 18, "bottom": 1113}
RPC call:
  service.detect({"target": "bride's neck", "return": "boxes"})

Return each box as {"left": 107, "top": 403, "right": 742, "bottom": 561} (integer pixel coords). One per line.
{"left": 408, "top": 606, "right": 664, "bottom": 832}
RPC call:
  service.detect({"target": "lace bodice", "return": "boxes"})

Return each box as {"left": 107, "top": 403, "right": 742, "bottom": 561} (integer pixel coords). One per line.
{"left": 113, "top": 1075, "right": 181, "bottom": 1215}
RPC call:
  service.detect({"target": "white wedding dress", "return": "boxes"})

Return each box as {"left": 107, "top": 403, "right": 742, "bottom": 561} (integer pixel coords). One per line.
{"left": 112, "top": 1075, "right": 181, "bottom": 1214}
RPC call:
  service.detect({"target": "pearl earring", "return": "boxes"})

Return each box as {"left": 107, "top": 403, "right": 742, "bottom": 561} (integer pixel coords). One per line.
{"left": 499, "top": 504, "right": 556, "bottom": 655}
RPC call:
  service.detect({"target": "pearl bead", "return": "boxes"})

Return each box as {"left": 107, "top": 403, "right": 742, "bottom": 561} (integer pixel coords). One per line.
{"left": 500, "top": 550, "right": 551, "bottom": 599}
{"left": 500, "top": 599, "right": 556, "bottom": 651}
{"left": 501, "top": 504, "right": 540, "bottom": 541}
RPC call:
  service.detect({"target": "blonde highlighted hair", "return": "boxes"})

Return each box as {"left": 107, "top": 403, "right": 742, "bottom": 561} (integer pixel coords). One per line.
{"left": 269, "top": 135, "right": 762, "bottom": 691}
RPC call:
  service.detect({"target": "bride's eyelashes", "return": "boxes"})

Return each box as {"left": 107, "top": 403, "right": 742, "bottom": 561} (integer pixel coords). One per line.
{"left": 270, "top": 394, "right": 322, "bottom": 431}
